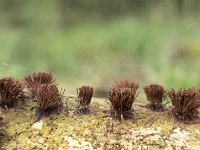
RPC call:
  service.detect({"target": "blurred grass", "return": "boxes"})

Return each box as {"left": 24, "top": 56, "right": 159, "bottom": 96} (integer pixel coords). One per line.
{"left": 0, "top": 15, "right": 200, "bottom": 95}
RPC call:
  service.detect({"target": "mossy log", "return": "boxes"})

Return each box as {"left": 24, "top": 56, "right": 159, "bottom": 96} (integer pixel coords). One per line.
{"left": 1, "top": 97, "right": 200, "bottom": 150}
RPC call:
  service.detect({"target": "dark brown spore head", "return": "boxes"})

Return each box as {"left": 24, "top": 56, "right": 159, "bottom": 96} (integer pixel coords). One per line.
{"left": 24, "top": 72, "right": 54, "bottom": 98}
{"left": 0, "top": 116, "right": 4, "bottom": 126}
{"left": 36, "top": 84, "right": 62, "bottom": 110}
{"left": 35, "top": 84, "right": 63, "bottom": 121}
{"left": 0, "top": 77, "right": 26, "bottom": 108}
{"left": 108, "top": 80, "right": 139, "bottom": 120}
{"left": 187, "top": 87, "right": 200, "bottom": 93}
{"left": 74, "top": 86, "right": 94, "bottom": 115}
{"left": 114, "top": 80, "right": 139, "bottom": 90}
{"left": 168, "top": 87, "right": 200, "bottom": 121}
{"left": 77, "top": 86, "right": 94, "bottom": 106}
{"left": 143, "top": 84, "right": 165, "bottom": 111}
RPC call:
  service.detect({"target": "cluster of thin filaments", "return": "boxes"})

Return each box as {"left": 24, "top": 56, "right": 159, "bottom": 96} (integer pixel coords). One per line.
{"left": 1, "top": 72, "right": 200, "bottom": 123}
{"left": 168, "top": 87, "right": 200, "bottom": 121}
{"left": 34, "top": 83, "right": 64, "bottom": 121}
{"left": 108, "top": 80, "right": 139, "bottom": 120}
{"left": 24, "top": 72, "right": 54, "bottom": 98}
{"left": 0, "top": 77, "right": 26, "bottom": 107}
{"left": 74, "top": 86, "right": 94, "bottom": 115}
{"left": 143, "top": 84, "right": 165, "bottom": 111}
{"left": 36, "top": 84, "right": 62, "bottom": 110}
{"left": 77, "top": 86, "right": 94, "bottom": 106}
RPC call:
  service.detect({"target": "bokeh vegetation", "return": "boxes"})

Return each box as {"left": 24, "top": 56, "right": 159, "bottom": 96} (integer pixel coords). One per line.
{"left": 0, "top": 0, "right": 200, "bottom": 96}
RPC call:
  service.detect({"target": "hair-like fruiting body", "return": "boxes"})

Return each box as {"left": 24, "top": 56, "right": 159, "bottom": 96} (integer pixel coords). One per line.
{"left": 114, "top": 80, "right": 139, "bottom": 90}
{"left": 0, "top": 77, "right": 27, "bottom": 108}
{"left": 143, "top": 84, "right": 165, "bottom": 111}
{"left": 24, "top": 72, "right": 54, "bottom": 98}
{"left": 0, "top": 116, "right": 5, "bottom": 126}
{"left": 168, "top": 87, "right": 200, "bottom": 121}
{"left": 74, "top": 86, "right": 94, "bottom": 115}
{"left": 35, "top": 84, "right": 64, "bottom": 121}
{"left": 108, "top": 80, "right": 139, "bottom": 120}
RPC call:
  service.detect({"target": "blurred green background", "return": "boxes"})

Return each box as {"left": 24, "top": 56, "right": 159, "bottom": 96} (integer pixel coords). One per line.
{"left": 0, "top": 0, "right": 200, "bottom": 97}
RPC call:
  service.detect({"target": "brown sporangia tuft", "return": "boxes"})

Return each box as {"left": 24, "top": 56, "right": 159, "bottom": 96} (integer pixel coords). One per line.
{"left": 0, "top": 116, "right": 5, "bottom": 126}
{"left": 0, "top": 77, "right": 27, "bottom": 108}
{"left": 187, "top": 87, "right": 200, "bottom": 93}
{"left": 108, "top": 80, "right": 139, "bottom": 120}
{"left": 35, "top": 84, "right": 64, "bottom": 121}
{"left": 143, "top": 84, "right": 165, "bottom": 111}
{"left": 168, "top": 87, "right": 200, "bottom": 122}
{"left": 24, "top": 72, "right": 54, "bottom": 98}
{"left": 74, "top": 86, "right": 94, "bottom": 115}
{"left": 114, "top": 80, "right": 139, "bottom": 90}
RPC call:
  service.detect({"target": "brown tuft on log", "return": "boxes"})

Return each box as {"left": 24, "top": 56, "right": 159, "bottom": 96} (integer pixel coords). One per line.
{"left": 113, "top": 80, "right": 139, "bottom": 90}
{"left": 24, "top": 72, "right": 54, "bottom": 98}
{"left": 35, "top": 84, "right": 64, "bottom": 121}
{"left": 168, "top": 87, "right": 200, "bottom": 121}
{"left": 144, "top": 84, "right": 165, "bottom": 111}
{"left": 37, "top": 84, "right": 62, "bottom": 109}
{"left": 74, "top": 86, "right": 94, "bottom": 115}
{"left": 108, "top": 80, "right": 139, "bottom": 120}
{"left": 0, "top": 116, "right": 4, "bottom": 126}
{"left": 0, "top": 77, "right": 27, "bottom": 108}
{"left": 77, "top": 86, "right": 94, "bottom": 106}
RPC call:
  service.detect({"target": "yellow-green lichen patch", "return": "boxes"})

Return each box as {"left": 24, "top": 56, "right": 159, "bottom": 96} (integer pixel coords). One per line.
{"left": 1, "top": 98, "right": 200, "bottom": 149}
